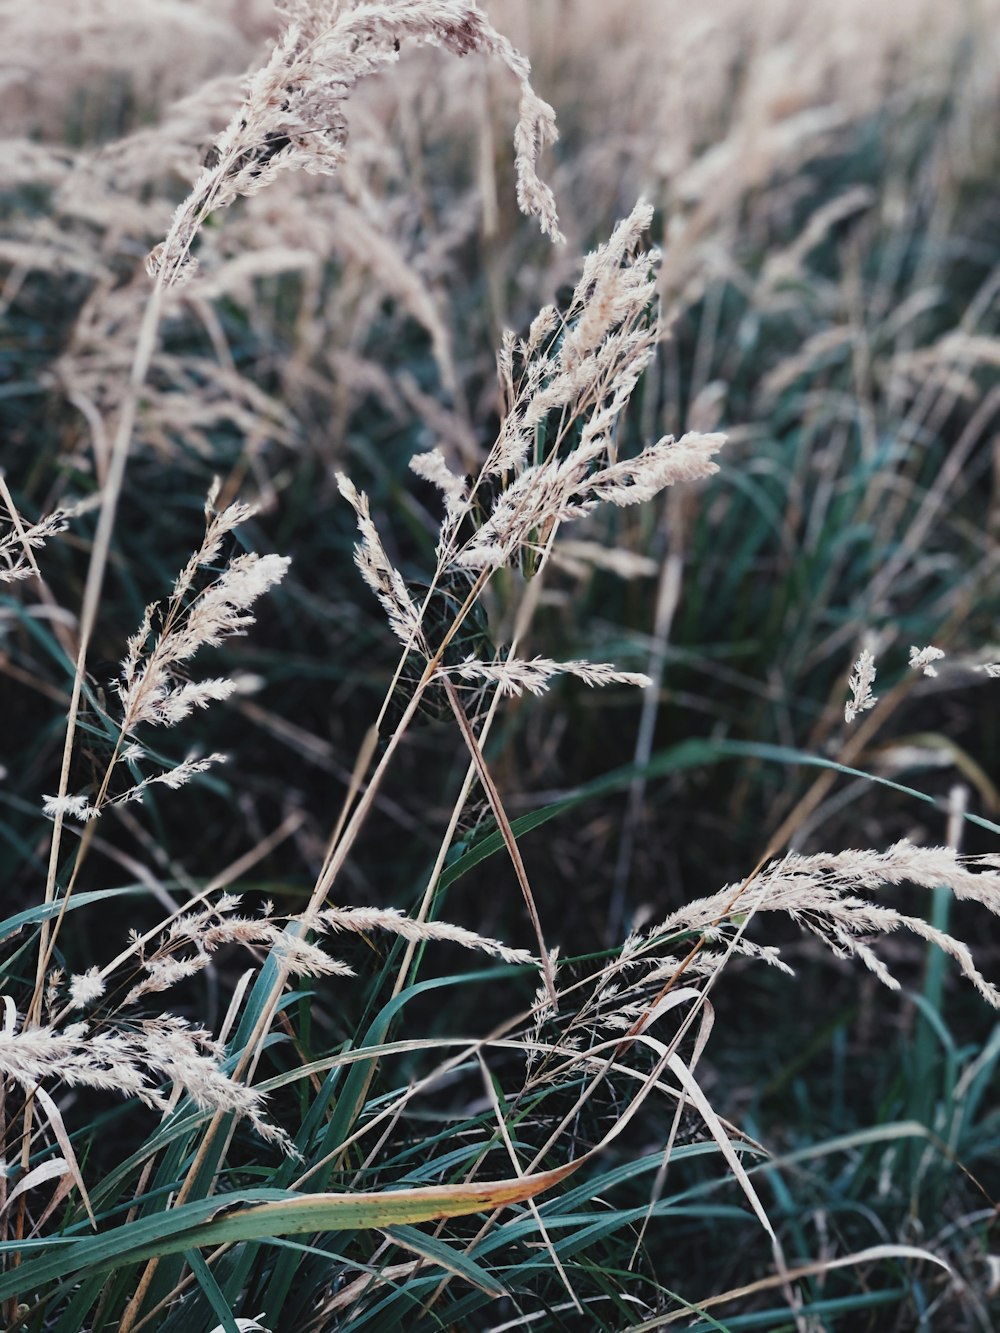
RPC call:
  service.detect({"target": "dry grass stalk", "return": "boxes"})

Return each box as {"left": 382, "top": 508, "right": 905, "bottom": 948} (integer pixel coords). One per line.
{"left": 343, "top": 198, "right": 725, "bottom": 694}
{"left": 444, "top": 654, "right": 652, "bottom": 697}
{"left": 0, "top": 1006, "right": 287, "bottom": 1148}
{"left": 7, "top": 879, "right": 537, "bottom": 1180}
{"left": 119, "top": 502, "right": 289, "bottom": 731}
{"left": 330, "top": 199, "right": 727, "bottom": 1008}
{"left": 5, "top": 1, "right": 1000, "bottom": 1324}
{"left": 0, "top": 502, "right": 69, "bottom": 585}
{"left": 83, "top": 19, "right": 572, "bottom": 1121}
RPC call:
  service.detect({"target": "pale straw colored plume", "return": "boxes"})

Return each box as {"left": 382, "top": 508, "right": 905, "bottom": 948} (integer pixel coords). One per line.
{"left": 0, "top": 504, "right": 70, "bottom": 584}
{"left": 38, "top": 482, "right": 287, "bottom": 825}
{"left": 119, "top": 485, "right": 289, "bottom": 732}
{"left": 67, "top": 967, "right": 105, "bottom": 1010}
{"left": 148, "top": 0, "right": 562, "bottom": 285}
{"left": 456, "top": 431, "right": 724, "bottom": 571}
{"left": 45, "top": 969, "right": 63, "bottom": 1022}
{"left": 98, "top": 894, "right": 529, "bottom": 1010}
{"left": 487, "top": 201, "right": 661, "bottom": 479}
{"left": 45, "top": 756, "right": 230, "bottom": 826}
{"left": 443, "top": 655, "right": 652, "bottom": 698}
{"left": 335, "top": 473, "right": 423, "bottom": 646}
{"left": 122, "top": 956, "right": 213, "bottom": 1007}
{"left": 844, "top": 647, "right": 877, "bottom": 722}
{"left": 41, "top": 794, "right": 98, "bottom": 823}
{"left": 270, "top": 933, "right": 358, "bottom": 980}
{"left": 647, "top": 840, "right": 1000, "bottom": 1006}
{"left": 452, "top": 201, "right": 723, "bottom": 572}
{"left": 909, "top": 644, "right": 945, "bottom": 677}
{"left": 21, "top": 886, "right": 534, "bottom": 1159}
{"left": 0, "top": 1010, "right": 288, "bottom": 1147}
{"left": 315, "top": 905, "right": 534, "bottom": 964}
{"left": 122, "top": 894, "right": 353, "bottom": 1008}
{"left": 525, "top": 946, "right": 562, "bottom": 1072}
{"left": 339, "top": 201, "right": 724, "bottom": 735}
{"left": 136, "top": 1016, "right": 290, "bottom": 1146}
{"left": 409, "top": 448, "right": 469, "bottom": 531}
{"left": 453, "top": 201, "right": 723, "bottom": 568}
{"left": 119, "top": 753, "right": 230, "bottom": 797}
{"left": 115, "top": 491, "right": 287, "bottom": 748}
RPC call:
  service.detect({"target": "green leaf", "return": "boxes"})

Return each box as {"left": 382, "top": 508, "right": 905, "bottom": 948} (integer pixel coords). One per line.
{"left": 184, "top": 1248, "right": 241, "bottom": 1333}
{"left": 384, "top": 1225, "right": 504, "bottom": 1297}
{"left": 0, "top": 1170, "right": 568, "bottom": 1303}
{"left": 0, "top": 886, "right": 140, "bottom": 945}
{"left": 440, "top": 737, "right": 1000, "bottom": 892}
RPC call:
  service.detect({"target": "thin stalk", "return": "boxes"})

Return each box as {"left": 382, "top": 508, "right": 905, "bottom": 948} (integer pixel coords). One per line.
{"left": 15, "top": 275, "right": 165, "bottom": 1299}
{"left": 31, "top": 282, "right": 165, "bottom": 1022}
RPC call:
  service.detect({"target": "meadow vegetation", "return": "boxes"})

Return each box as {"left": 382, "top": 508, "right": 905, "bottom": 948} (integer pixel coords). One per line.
{"left": 2, "top": 0, "right": 1000, "bottom": 1328}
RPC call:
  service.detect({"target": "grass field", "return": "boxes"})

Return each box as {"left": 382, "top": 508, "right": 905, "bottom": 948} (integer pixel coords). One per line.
{"left": 2, "top": 1, "right": 1000, "bottom": 1328}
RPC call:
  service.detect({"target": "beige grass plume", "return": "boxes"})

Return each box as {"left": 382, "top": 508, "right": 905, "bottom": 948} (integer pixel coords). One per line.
{"left": 42, "top": 482, "right": 289, "bottom": 824}
{"left": 340, "top": 201, "right": 724, "bottom": 713}
{"left": 844, "top": 647, "right": 877, "bottom": 723}
{"left": 648, "top": 840, "right": 1000, "bottom": 1006}
{"left": 148, "top": 0, "right": 562, "bottom": 286}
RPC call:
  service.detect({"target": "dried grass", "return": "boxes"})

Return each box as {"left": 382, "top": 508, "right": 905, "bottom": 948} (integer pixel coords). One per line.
{"left": 2, "top": 0, "right": 999, "bottom": 1326}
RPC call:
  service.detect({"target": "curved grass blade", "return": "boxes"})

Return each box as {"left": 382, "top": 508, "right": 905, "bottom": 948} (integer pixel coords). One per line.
{"left": 384, "top": 1225, "right": 504, "bottom": 1297}
{"left": 184, "top": 1248, "right": 240, "bottom": 1333}
{"left": 0, "top": 886, "right": 140, "bottom": 944}
{"left": 441, "top": 738, "right": 1000, "bottom": 894}
{"left": 626, "top": 1243, "right": 950, "bottom": 1328}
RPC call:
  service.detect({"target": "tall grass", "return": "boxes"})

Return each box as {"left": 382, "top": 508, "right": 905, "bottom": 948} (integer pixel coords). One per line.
{"left": 2, "top": 0, "right": 1000, "bottom": 1329}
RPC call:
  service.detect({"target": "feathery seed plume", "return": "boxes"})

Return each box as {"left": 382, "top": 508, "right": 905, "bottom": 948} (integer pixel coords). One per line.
{"left": 648, "top": 840, "right": 1000, "bottom": 1006}
{"left": 149, "top": 0, "right": 561, "bottom": 285}
{"left": 444, "top": 655, "right": 652, "bottom": 697}
{"left": 67, "top": 968, "right": 105, "bottom": 1009}
{"left": 119, "top": 488, "right": 289, "bottom": 734}
{"left": 0, "top": 505, "right": 70, "bottom": 584}
{"left": 336, "top": 472, "right": 424, "bottom": 645}
{"left": 909, "top": 645, "right": 945, "bottom": 677}
{"left": 845, "top": 648, "right": 877, "bottom": 722}
{"left": 42, "top": 794, "right": 97, "bottom": 822}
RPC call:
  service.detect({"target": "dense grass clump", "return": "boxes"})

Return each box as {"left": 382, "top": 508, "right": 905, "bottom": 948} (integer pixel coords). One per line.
{"left": 1, "top": 1, "right": 999, "bottom": 1329}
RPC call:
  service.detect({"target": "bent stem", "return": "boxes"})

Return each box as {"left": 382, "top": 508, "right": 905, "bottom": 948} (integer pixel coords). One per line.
{"left": 441, "top": 674, "right": 556, "bottom": 1002}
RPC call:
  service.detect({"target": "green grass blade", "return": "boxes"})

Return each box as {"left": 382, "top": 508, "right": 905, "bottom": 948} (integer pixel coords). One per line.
{"left": 0, "top": 886, "right": 140, "bottom": 944}
{"left": 0, "top": 1167, "right": 571, "bottom": 1302}
{"left": 184, "top": 1248, "right": 241, "bottom": 1333}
